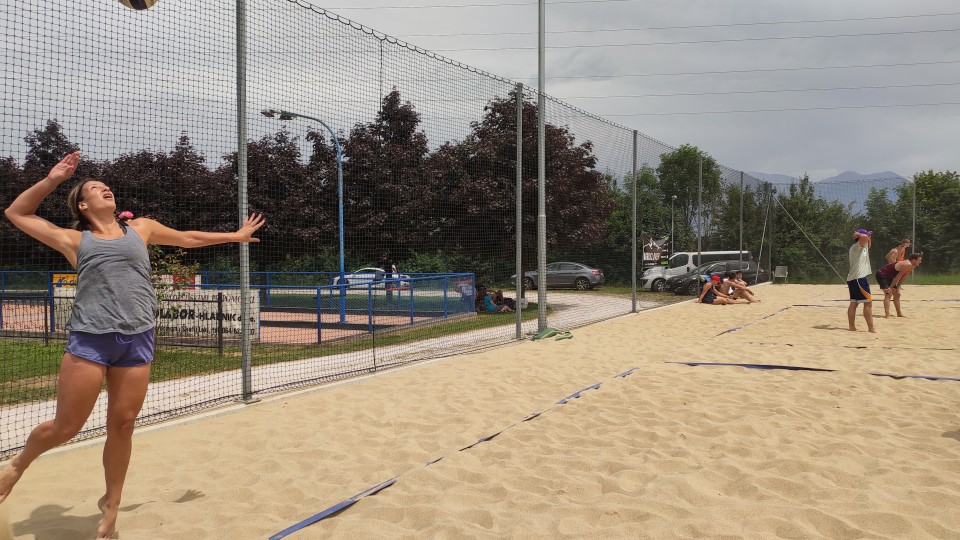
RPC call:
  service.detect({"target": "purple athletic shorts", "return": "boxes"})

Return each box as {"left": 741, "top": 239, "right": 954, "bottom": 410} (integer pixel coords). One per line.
{"left": 66, "top": 329, "right": 155, "bottom": 367}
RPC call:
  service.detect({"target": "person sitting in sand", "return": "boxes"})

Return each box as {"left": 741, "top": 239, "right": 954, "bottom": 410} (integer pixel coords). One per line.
{"left": 726, "top": 270, "right": 760, "bottom": 303}
{"left": 483, "top": 291, "right": 513, "bottom": 313}
{"left": 697, "top": 275, "right": 739, "bottom": 305}
{"left": 493, "top": 289, "right": 516, "bottom": 311}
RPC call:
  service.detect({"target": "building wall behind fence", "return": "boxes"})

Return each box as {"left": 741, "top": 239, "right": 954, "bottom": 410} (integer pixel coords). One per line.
{"left": 0, "top": 0, "right": 877, "bottom": 458}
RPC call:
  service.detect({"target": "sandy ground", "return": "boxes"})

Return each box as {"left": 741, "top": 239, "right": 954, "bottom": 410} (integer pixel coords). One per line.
{"left": 2, "top": 285, "right": 959, "bottom": 539}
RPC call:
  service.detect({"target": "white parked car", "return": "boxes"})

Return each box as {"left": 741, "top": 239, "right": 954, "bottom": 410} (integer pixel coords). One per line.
{"left": 333, "top": 267, "right": 410, "bottom": 289}
{"left": 640, "top": 250, "right": 752, "bottom": 292}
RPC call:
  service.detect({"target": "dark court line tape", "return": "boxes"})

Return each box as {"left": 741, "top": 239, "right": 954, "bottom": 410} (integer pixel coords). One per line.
{"left": 717, "top": 307, "right": 791, "bottom": 336}
{"left": 557, "top": 383, "right": 602, "bottom": 404}
{"left": 870, "top": 372, "right": 960, "bottom": 382}
{"left": 826, "top": 299, "right": 960, "bottom": 303}
{"left": 271, "top": 368, "right": 639, "bottom": 536}
{"left": 269, "top": 478, "right": 397, "bottom": 540}
{"left": 742, "top": 341, "right": 958, "bottom": 352}
{"left": 460, "top": 425, "right": 516, "bottom": 451}
{"left": 614, "top": 367, "right": 640, "bottom": 378}
{"left": 668, "top": 361, "right": 836, "bottom": 373}
{"left": 792, "top": 304, "right": 846, "bottom": 308}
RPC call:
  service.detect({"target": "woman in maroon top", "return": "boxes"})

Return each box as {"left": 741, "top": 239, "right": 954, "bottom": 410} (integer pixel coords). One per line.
{"left": 875, "top": 253, "right": 922, "bottom": 318}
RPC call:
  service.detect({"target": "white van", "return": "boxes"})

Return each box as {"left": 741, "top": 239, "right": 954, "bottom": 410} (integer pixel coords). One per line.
{"left": 640, "top": 251, "right": 752, "bottom": 292}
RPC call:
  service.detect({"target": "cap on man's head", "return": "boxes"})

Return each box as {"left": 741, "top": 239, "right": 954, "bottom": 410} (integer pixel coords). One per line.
{"left": 855, "top": 228, "right": 873, "bottom": 236}
{"left": 710, "top": 275, "right": 722, "bottom": 282}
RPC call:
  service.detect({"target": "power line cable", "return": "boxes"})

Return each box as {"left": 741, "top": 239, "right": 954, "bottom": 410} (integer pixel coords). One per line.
{"left": 506, "top": 59, "right": 960, "bottom": 80}
{"left": 600, "top": 101, "right": 960, "bottom": 117}
{"left": 398, "top": 12, "right": 960, "bottom": 37}
{"left": 326, "top": 0, "right": 654, "bottom": 9}
{"left": 559, "top": 81, "right": 960, "bottom": 100}
{"left": 433, "top": 27, "right": 960, "bottom": 51}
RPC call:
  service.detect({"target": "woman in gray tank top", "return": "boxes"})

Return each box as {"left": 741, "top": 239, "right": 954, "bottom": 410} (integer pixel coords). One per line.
{"left": 1, "top": 151, "right": 264, "bottom": 538}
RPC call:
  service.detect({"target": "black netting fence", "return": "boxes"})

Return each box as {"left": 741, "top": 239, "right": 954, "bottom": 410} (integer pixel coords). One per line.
{"left": 1, "top": 1, "right": 955, "bottom": 458}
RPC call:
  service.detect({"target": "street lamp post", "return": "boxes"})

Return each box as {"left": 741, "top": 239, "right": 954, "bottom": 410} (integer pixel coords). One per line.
{"left": 670, "top": 195, "right": 676, "bottom": 253}
{"left": 262, "top": 108, "right": 346, "bottom": 323}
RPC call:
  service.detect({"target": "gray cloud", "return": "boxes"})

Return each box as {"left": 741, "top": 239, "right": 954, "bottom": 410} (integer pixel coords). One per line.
{"left": 339, "top": 0, "right": 960, "bottom": 179}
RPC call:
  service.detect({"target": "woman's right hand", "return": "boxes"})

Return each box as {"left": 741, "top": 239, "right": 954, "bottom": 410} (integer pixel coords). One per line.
{"left": 47, "top": 151, "right": 80, "bottom": 184}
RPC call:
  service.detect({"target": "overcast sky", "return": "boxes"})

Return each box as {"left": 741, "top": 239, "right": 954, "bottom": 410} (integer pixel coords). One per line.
{"left": 311, "top": 0, "right": 960, "bottom": 181}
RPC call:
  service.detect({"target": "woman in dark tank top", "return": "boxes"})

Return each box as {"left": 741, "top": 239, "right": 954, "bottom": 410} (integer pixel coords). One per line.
{"left": 1, "top": 151, "right": 265, "bottom": 538}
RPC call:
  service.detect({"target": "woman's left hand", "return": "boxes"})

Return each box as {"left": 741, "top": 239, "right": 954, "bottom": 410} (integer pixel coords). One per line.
{"left": 237, "top": 213, "right": 266, "bottom": 242}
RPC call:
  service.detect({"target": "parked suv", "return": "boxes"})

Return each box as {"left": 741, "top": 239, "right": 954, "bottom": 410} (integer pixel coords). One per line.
{"left": 668, "top": 260, "right": 767, "bottom": 296}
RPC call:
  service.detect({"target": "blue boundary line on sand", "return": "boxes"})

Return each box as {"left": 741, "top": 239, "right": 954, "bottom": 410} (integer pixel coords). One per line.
{"left": 268, "top": 478, "right": 398, "bottom": 540}
{"left": 668, "top": 361, "right": 835, "bottom": 373}
{"left": 268, "top": 366, "right": 640, "bottom": 539}
{"left": 716, "top": 307, "right": 791, "bottom": 336}
{"left": 269, "top": 356, "right": 958, "bottom": 538}
{"left": 669, "top": 361, "right": 960, "bottom": 381}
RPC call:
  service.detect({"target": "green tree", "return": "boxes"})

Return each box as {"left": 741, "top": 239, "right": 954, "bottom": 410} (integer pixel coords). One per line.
{"left": 655, "top": 145, "right": 721, "bottom": 251}
{"left": 898, "top": 170, "right": 960, "bottom": 272}
{"left": 343, "top": 89, "right": 433, "bottom": 267}
{"left": 426, "top": 90, "right": 616, "bottom": 282}
{"left": 772, "top": 175, "right": 855, "bottom": 282}
{"left": 862, "top": 186, "right": 898, "bottom": 268}
{"left": 713, "top": 180, "right": 771, "bottom": 261}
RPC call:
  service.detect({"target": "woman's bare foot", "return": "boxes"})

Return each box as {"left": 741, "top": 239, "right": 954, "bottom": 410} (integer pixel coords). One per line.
{"left": 0, "top": 463, "right": 24, "bottom": 504}
{"left": 97, "top": 495, "right": 119, "bottom": 539}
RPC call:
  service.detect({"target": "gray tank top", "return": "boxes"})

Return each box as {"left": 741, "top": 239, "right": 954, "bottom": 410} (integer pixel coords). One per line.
{"left": 67, "top": 225, "right": 157, "bottom": 334}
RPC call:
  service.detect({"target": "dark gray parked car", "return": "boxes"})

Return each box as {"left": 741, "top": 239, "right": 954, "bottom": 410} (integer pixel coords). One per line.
{"left": 511, "top": 262, "right": 604, "bottom": 291}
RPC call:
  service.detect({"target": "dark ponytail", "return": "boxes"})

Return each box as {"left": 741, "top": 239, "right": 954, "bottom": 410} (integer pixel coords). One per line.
{"left": 66, "top": 179, "right": 94, "bottom": 231}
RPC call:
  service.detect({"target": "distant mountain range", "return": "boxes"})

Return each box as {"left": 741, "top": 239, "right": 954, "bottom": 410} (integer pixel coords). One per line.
{"left": 747, "top": 171, "right": 910, "bottom": 215}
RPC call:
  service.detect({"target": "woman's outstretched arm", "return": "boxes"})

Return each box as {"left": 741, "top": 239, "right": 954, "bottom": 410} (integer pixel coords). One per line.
{"left": 131, "top": 213, "right": 266, "bottom": 248}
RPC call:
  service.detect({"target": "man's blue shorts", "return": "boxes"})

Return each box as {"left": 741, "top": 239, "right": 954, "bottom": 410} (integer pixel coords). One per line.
{"left": 847, "top": 277, "right": 873, "bottom": 303}
{"left": 66, "top": 329, "right": 155, "bottom": 368}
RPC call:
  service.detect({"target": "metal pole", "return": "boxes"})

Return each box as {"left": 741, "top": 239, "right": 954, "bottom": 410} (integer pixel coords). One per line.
{"left": 332, "top": 125, "right": 346, "bottom": 323}
{"left": 912, "top": 176, "right": 917, "bottom": 250}
{"left": 768, "top": 183, "right": 774, "bottom": 278}
{"left": 515, "top": 83, "right": 523, "bottom": 339}
{"left": 631, "top": 130, "right": 637, "bottom": 312}
{"left": 537, "top": 0, "right": 547, "bottom": 332}
{"left": 261, "top": 108, "right": 346, "bottom": 323}
{"left": 912, "top": 176, "right": 917, "bottom": 283}
{"left": 237, "top": 0, "right": 257, "bottom": 403}
{"left": 670, "top": 196, "right": 676, "bottom": 251}
{"left": 697, "top": 154, "right": 702, "bottom": 266}
{"left": 739, "top": 171, "right": 744, "bottom": 264}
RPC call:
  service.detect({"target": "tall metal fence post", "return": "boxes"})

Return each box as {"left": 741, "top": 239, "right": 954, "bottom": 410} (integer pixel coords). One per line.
{"left": 47, "top": 274, "right": 55, "bottom": 333}
{"left": 697, "top": 154, "right": 703, "bottom": 264}
{"left": 237, "top": 0, "right": 258, "bottom": 404}
{"left": 631, "top": 130, "right": 638, "bottom": 312}
{"left": 912, "top": 176, "right": 917, "bottom": 284}
{"left": 768, "top": 183, "right": 775, "bottom": 278}
{"left": 537, "top": 0, "right": 547, "bottom": 332}
{"left": 43, "top": 293, "right": 50, "bottom": 347}
{"left": 217, "top": 292, "right": 224, "bottom": 357}
{"left": 316, "top": 288, "right": 323, "bottom": 345}
{"left": 515, "top": 82, "right": 524, "bottom": 339}
{"left": 739, "top": 171, "right": 744, "bottom": 264}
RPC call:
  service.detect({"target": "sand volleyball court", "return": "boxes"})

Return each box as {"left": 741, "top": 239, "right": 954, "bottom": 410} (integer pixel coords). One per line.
{"left": 2, "top": 285, "right": 959, "bottom": 539}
